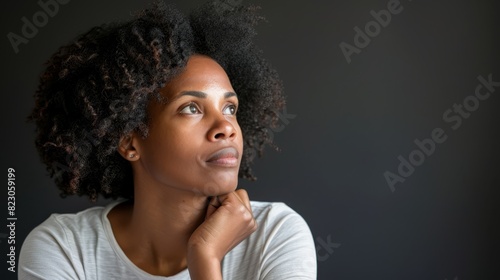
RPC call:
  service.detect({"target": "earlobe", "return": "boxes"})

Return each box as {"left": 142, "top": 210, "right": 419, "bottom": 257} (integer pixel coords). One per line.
{"left": 118, "top": 134, "right": 141, "bottom": 161}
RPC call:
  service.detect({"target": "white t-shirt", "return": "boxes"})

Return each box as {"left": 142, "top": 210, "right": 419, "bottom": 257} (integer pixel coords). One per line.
{"left": 19, "top": 201, "right": 317, "bottom": 279}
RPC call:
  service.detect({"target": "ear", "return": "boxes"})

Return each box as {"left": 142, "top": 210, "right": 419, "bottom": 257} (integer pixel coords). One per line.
{"left": 118, "top": 134, "right": 141, "bottom": 161}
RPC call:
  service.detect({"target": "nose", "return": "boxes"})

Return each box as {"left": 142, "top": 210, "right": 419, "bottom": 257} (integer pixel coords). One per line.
{"left": 207, "top": 116, "right": 237, "bottom": 142}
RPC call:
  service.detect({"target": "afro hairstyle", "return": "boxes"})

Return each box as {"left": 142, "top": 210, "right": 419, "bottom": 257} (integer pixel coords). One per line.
{"left": 29, "top": 1, "right": 285, "bottom": 201}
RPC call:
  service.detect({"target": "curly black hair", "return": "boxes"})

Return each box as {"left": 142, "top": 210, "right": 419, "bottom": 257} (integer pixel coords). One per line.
{"left": 29, "top": 1, "right": 285, "bottom": 201}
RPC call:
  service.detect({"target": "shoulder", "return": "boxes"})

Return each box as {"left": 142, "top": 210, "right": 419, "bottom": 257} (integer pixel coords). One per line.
{"left": 19, "top": 202, "right": 119, "bottom": 279}
{"left": 249, "top": 200, "right": 314, "bottom": 238}
{"left": 222, "top": 201, "right": 317, "bottom": 279}
{"left": 250, "top": 200, "right": 311, "bottom": 232}
{"left": 24, "top": 204, "right": 108, "bottom": 243}
{"left": 49, "top": 204, "right": 106, "bottom": 228}
{"left": 250, "top": 200, "right": 296, "bottom": 215}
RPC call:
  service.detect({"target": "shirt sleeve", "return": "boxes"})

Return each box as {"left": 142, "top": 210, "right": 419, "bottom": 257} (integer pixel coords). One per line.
{"left": 19, "top": 215, "right": 83, "bottom": 280}
{"left": 259, "top": 204, "right": 317, "bottom": 279}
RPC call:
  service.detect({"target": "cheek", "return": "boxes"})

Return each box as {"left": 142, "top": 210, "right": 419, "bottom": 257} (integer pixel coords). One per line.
{"left": 149, "top": 127, "right": 200, "bottom": 165}
{"left": 139, "top": 138, "right": 202, "bottom": 189}
{"left": 138, "top": 125, "right": 197, "bottom": 173}
{"left": 235, "top": 124, "right": 244, "bottom": 151}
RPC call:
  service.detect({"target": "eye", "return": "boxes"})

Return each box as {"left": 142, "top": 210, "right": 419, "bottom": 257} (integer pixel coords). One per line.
{"left": 223, "top": 104, "right": 237, "bottom": 115}
{"left": 180, "top": 103, "right": 201, "bottom": 115}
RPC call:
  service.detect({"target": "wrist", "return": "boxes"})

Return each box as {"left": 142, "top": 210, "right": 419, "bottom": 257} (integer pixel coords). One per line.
{"left": 187, "top": 246, "right": 222, "bottom": 280}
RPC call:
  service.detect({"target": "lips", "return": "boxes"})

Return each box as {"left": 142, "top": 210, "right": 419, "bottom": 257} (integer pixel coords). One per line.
{"left": 206, "top": 147, "right": 239, "bottom": 167}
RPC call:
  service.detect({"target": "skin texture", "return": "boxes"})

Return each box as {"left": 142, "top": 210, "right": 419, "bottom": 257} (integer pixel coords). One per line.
{"left": 108, "top": 54, "right": 257, "bottom": 278}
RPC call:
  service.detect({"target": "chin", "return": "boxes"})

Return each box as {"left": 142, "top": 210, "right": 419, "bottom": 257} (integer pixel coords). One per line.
{"left": 214, "top": 182, "right": 239, "bottom": 196}
{"left": 198, "top": 177, "right": 238, "bottom": 196}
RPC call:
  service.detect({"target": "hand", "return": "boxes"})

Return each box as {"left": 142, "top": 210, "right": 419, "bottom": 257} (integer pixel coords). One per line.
{"left": 187, "top": 189, "right": 257, "bottom": 263}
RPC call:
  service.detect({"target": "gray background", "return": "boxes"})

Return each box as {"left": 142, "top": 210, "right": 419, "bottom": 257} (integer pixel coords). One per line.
{"left": 1, "top": 0, "right": 499, "bottom": 279}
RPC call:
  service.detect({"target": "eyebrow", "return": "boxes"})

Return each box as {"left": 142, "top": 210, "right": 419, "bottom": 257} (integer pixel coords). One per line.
{"left": 173, "top": 90, "right": 237, "bottom": 100}
{"left": 179, "top": 91, "right": 207, "bottom": 99}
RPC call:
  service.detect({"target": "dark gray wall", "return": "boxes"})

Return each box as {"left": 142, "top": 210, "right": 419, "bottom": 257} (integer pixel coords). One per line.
{"left": 1, "top": 0, "right": 499, "bottom": 279}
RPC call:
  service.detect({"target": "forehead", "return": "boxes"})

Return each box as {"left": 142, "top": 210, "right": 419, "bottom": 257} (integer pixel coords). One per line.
{"left": 160, "top": 55, "right": 234, "bottom": 98}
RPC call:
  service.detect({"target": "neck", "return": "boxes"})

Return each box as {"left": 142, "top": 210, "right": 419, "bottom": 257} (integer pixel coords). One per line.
{"left": 108, "top": 176, "right": 210, "bottom": 276}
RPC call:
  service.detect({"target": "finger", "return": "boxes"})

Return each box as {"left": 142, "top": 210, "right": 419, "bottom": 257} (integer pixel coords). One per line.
{"left": 217, "top": 191, "right": 252, "bottom": 215}
{"left": 205, "top": 196, "right": 220, "bottom": 219}
{"left": 234, "top": 189, "right": 252, "bottom": 211}
{"left": 218, "top": 191, "right": 244, "bottom": 206}
{"left": 233, "top": 189, "right": 257, "bottom": 232}
{"left": 211, "top": 195, "right": 222, "bottom": 207}
{"left": 216, "top": 192, "right": 231, "bottom": 205}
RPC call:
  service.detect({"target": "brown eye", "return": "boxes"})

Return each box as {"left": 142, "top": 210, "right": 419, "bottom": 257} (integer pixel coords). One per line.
{"left": 223, "top": 104, "right": 237, "bottom": 115}
{"left": 180, "top": 103, "right": 200, "bottom": 115}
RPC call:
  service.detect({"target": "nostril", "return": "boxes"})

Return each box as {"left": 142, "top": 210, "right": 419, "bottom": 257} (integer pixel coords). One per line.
{"left": 209, "top": 121, "right": 237, "bottom": 141}
{"left": 214, "top": 132, "right": 225, "bottom": 139}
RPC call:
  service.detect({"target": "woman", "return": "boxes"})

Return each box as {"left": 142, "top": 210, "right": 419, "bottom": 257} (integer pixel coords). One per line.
{"left": 20, "top": 1, "right": 316, "bottom": 279}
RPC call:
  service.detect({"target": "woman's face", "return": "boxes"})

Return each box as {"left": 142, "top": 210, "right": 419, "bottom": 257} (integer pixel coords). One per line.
{"left": 134, "top": 54, "right": 243, "bottom": 196}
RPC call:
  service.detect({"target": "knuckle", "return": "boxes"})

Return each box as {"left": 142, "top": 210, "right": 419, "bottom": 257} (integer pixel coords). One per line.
{"left": 250, "top": 219, "right": 258, "bottom": 231}
{"left": 235, "top": 189, "right": 248, "bottom": 199}
{"left": 237, "top": 205, "right": 247, "bottom": 214}
{"left": 237, "top": 189, "right": 247, "bottom": 195}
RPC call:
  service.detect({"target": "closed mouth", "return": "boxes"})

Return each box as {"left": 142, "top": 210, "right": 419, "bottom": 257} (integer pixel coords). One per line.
{"left": 206, "top": 147, "right": 239, "bottom": 167}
